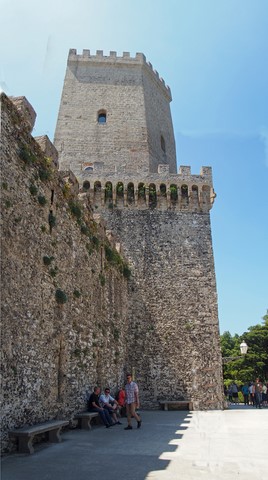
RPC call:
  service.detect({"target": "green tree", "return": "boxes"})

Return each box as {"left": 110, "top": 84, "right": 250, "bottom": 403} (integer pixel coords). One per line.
{"left": 221, "top": 311, "right": 268, "bottom": 386}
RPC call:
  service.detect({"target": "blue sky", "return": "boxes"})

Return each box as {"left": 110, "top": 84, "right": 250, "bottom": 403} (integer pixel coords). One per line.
{"left": 1, "top": 0, "right": 267, "bottom": 335}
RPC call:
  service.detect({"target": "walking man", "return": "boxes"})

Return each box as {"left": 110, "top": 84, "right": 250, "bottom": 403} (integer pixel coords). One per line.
{"left": 124, "top": 373, "right": 142, "bottom": 430}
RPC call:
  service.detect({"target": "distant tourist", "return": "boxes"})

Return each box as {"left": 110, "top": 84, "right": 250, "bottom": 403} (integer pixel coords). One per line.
{"left": 124, "top": 373, "right": 142, "bottom": 430}
{"left": 249, "top": 382, "right": 255, "bottom": 406}
{"left": 241, "top": 383, "right": 249, "bottom": 405}
{"left": 230, "top": 382, "right": 239, "bottom": 404}
{"left": 253, "top": 378, "right": 263, "bottom": 409}
{"left": 262, "top": 383, "right": 267, "bottom": 407}
{"left": 227, "top": 385, "right": 233, "bottom": 404}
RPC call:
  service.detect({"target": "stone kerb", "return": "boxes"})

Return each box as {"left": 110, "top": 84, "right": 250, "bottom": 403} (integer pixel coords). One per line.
{"left": 67, "top": 48, "right": 171, "bottom": 99}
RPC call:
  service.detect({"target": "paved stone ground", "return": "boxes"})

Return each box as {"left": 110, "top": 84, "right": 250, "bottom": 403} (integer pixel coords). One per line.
{"left": 1, "top": 406, "right": 268, "bottom": 480}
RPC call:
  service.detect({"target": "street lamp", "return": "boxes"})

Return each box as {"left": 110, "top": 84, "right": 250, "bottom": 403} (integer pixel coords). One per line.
{"left": 239, "top": 340, "right": 248, "bottom": 355}
{"left": 222, "top": 340, "right": 248, "bottom": 363}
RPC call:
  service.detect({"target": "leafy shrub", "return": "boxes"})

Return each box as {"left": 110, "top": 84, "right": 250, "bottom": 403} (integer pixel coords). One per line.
{"left": 105, "top": 245, "right": 121, "bottom": 265}
{"left": 39, "top": 166, "right": 51, "bottom": 182}
{"left": 68, "top": 200, "right": 82, "bottom": 220}
{"left": 55, "top": 289, "right": 68, "bottom": 304}
{"left": 49, "top": 267, "right": 58, "bottom": 277}
{"left": 38, "top": 195, "right": 47, "bottom": 206}
{"left": 19, "top": 145, "right": 36, "bottom": 165}
{"left": 91, "top": 236, "right": 100, "bottom": 248}
{"left": 73, "top": 289, "right": 81, "bottom": 298}
{"left": 99, "top": 274, "right": 106, "bottom": 287}
{"left": 29, "top": 184, "right": 38, "bottom": 196}
{"left": 81, "top": 223, "right": 90, "bottom": 236}
{"left": 62, "top": 182, "right": 71, "bottom": 198}
{"left": 43, "top": 255, "right": 54, "bottom": 266}
{"left": 122, "top": 264, "right": 131, "bottom": 279}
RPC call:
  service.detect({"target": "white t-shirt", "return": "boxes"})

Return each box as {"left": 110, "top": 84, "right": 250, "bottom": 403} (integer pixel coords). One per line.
{"left": 99, "top": 393, "right": 115, "bottom": 407}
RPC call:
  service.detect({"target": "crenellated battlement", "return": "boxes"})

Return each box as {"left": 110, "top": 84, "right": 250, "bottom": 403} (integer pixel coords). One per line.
{"left": 68, "top": 48, "right": 171, "bottom": 98}
{"left": 77, "top": 164, "right": 215, "bottom": 213}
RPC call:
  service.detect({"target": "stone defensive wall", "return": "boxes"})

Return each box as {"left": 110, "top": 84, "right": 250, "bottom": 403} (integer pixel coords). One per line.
{"left": 0, "top": 93, "right": 130, "bottom": 452}
{"left": 68, "top": 48, "right": 172, "bottom": 100}
{"left": 78, "top": 164, "right": 216, "bottom": 212}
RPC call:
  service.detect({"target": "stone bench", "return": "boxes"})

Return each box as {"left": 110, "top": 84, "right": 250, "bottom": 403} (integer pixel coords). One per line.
{"left": 159, "top": 400, "right": 193, "bottom": 411}
{"left": 9, "top": 420, "right": 69, "bottom": 454}
{"left": 74, "top": 412, "right": 99, "bottom": 430}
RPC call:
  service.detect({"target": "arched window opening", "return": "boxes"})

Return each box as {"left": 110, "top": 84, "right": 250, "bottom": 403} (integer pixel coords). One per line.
{"left": 161, "top": 135, "right": 166, "bottom": 153}
{"left": 94, "top": 181, "right": 102, "bottom": 193}
{"left": 181, "top": 185, "right": 188, "bottom": 198}
{"left": 149, "top": 183, "right": 157, "bottom": 209}
{"left": 98, "top": 110, "right": 107, "bottom": 124}
{"left": 138, "top": 183, "right": 146, "bottom": 201}
{"left": 83, "top": 181, "right": 90, "bottom": 191}
{"left": 105, "top": 182, "right": 113, "bottom": 202}
{"left": 84, "top": 166, "right": 93, "bottom": 172}
{"left": 191, "top": 185, "right": 199, "bottom": 207}
{"left": 116, "top": 182, "right": 124, "bottom": 198}
{"left": 160, "top": 183, "right": 167, "bottom": 196}
{"left": 127, "top": 183, "right": 135, "bottom": 203}
{"left": 170, "top": 184, "right": 178, "bottom": 202}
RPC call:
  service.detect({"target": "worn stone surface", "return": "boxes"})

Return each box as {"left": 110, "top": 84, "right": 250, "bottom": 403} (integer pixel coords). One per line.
{"left": 0, "top": 93, "right": 129, "bottom": 453}
{"left": 0, "top": 48, "right": 225, "bottom": 453}
{"left": 54, "top": 50, "right": 176, "bottom": 176}
{"left": 54, "top": 49, "right": 224, "bottom": 412}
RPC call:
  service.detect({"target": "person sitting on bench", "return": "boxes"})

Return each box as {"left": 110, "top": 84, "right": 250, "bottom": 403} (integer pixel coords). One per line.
{"left": 100, "top": 387, "right": 122, "bottom": 425}
{"left": 88, "top": 386, "right": 114, "bottom": 428}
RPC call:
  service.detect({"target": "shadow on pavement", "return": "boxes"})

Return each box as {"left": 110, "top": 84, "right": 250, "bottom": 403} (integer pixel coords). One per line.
{"left": 1, "top": 410, "right": 191, "bottom": 480}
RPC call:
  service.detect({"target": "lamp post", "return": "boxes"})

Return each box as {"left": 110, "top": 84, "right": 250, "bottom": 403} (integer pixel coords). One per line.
{"left": 222, "top": 340, "right": 248, "bottom": 364}
{"left": 239, "top": 340, "right": 248, "bottom": 355}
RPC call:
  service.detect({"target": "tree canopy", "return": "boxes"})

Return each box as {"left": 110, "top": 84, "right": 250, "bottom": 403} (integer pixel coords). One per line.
{"left": 220, "top": 311, "right": 268, "bottom": 385}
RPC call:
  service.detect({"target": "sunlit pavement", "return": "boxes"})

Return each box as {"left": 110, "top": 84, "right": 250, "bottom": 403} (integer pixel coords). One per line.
{"left": 1, "top": 408, "right": 268, "bottom": 480}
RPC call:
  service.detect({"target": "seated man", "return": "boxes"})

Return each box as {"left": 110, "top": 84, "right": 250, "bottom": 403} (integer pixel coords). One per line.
{"left": 99, "top": 388, "right": 122, "bottom": 425}
{"left": 88, "top": 386, "right": 114, "bottom": 428}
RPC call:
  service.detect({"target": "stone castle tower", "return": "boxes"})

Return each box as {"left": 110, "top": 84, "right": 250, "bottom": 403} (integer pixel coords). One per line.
{"left": 54, "top": 49, "right": 224, "bottom": 409}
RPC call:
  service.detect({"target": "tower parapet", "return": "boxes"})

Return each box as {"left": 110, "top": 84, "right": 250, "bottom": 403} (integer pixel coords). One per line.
{"left": 55, "top": 48, "right": 176, "bottom": 175}
{"left": 68, "top": 49, "right": 171, "bottom": 99}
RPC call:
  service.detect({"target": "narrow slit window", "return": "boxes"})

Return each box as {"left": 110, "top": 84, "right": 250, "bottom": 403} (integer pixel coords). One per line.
{"left": 161, "top": 135, "right": 166, "bottom": 153}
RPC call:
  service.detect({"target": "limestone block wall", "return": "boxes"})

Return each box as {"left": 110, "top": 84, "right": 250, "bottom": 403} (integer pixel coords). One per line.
{"left": 101, "top": 208, "right": 224, "bottom": 410}
{"left": 54, "top": 49, "right": 176, "bottom": 176}
{"left": 0, "top": 93, "right": 129, "bottom": 453}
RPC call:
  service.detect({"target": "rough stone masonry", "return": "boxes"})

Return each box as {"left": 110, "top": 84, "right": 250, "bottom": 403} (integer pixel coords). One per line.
{"left": 0, "top": 49, "right": 224, "bottom": 453}
{"left": 54, "top": 49, "right": 225, "bottom": 410}
{"left": 0, "top": 93, "right": 129, "bottom": 453}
